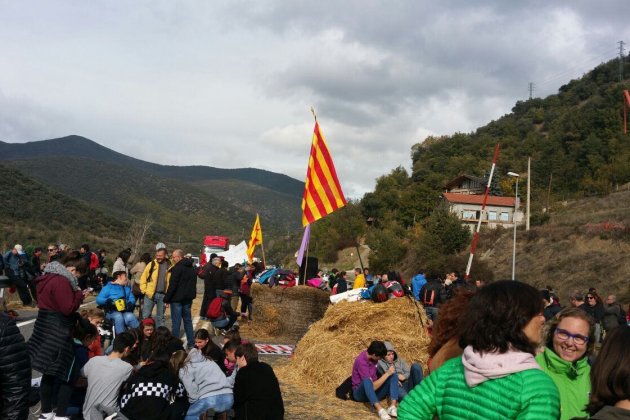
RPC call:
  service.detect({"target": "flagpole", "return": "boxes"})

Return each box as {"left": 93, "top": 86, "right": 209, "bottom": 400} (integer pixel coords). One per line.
{"left": 303, "top": 240, "right": 309, "bottom": 285}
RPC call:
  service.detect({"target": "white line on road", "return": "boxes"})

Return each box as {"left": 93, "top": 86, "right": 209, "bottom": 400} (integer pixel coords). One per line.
{"left": 16, "top": 300, "right": 96, "bottom": 328}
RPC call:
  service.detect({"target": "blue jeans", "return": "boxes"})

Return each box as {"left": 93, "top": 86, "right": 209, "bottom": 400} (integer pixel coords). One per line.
{"left": 143, "top": 292, "right": 166, "bottom": 327}
{"left": 107, "top": 311, "right": 139, "bottom": 334}
{"left": 424, "top": 306, "right": 438, "bottom": 321}
{"left": 353, "top": 376, "right": 399, "bottom": 406}
{"left": 211, "top": 314, "right": 237, "bottom": 330}
{"left": 185, "top": 393, "right": 233, "bottom": 419}
{"left": 171, "top": 300, "right": 194, "bottom": 348}
{"left": 400, "top": 363, "right": 424, "bottom": 399}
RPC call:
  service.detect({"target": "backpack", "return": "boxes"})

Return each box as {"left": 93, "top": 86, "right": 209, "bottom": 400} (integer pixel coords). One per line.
{"left": 371, "top": 283, "right": 389, "bottom": 303}
{"left": 89, "top": 252, "right": 100, "bottom": 271}
{"left": 207, "top": 297, "right": 225, "bottom": 320}
{"left": 335, "top": 376, "right": 354, "bottom": 400}
{"left": 386, "top": 281, "right": 405, "bottom": 298}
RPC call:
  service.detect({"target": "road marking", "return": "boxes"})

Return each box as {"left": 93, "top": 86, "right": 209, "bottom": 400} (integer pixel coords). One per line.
{"left": 16, "top": 300, "right": 96, "bottom": 328}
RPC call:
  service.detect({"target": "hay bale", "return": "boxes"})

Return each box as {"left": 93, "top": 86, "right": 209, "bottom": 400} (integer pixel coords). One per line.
{"left": 277, "top": 297, "right": 430, "bottom": 393}
{"left": 249, "top": 284, "right": 330, "bottom": 340}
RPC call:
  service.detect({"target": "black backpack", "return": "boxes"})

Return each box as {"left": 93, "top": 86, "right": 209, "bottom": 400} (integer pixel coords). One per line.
{"left": 371, "top": 283, "right": 389, "bottom": 303}
{"left": 335, "top": 376, "right": 354, "bottom": 400}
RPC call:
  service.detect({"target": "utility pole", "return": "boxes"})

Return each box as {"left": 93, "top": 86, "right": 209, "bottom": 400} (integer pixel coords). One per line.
{"left": 528, "top": 82, "right": 535, "bottom": 100}
{"left": 619, "top": 40, "right": 625, "bottom": 81}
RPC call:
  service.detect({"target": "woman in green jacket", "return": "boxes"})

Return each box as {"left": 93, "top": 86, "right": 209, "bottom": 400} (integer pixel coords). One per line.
{"left": 535, "top": 307, "right": 594, "bottom": 420}
{"left": 399, "top": 280, "right": 560, "bottom": 420}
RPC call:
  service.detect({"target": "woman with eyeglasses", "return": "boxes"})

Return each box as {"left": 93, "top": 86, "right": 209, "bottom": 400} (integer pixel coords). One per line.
{"left": 535, "top": 307, "right": 595, "bottom": 420}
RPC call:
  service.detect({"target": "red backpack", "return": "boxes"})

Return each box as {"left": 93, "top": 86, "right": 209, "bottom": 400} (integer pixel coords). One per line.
{"left": 207, "top": 297, "right": 225, "bottom": 320}
{"left": 89, "top": 252, "right": 100, "bottom": 271}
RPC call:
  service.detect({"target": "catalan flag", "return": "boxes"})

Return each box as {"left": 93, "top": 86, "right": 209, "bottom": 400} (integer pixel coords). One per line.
{"left": 301, "top": 120, "right": 347, "bottom": 226}
{"left": 247, "top": 214, "right": 263, "bottom": 263}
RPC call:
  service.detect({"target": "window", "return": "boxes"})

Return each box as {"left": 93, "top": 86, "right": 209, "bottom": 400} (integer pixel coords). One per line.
{"left": 488, "top": 211, "right": 497, "bottom": 221}
{"left": 462, "top": 210, "right": 476, "bottom": 219}
{"left": 500, "top": 212, "right": 509, "bottom": 222}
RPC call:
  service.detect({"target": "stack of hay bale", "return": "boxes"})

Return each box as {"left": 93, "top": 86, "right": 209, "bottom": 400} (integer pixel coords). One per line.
{"left": 277, "top": 297, "right": 431, "bottom": 393}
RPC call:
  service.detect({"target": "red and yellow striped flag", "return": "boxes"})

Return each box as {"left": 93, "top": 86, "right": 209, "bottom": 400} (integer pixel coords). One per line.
{"left": 247, "top": 214, "right": 262, "bottom": 263}
{"left": 301, "top": 121, "right": 347, "bottom": 226}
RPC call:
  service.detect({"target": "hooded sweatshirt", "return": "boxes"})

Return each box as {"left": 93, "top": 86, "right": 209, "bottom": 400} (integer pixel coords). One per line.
{"left": 179, "top": 348, "right": 232, "bottom": 403}
{"left": 377, "top": 341, "right": 411, "bottom": 379}
{"left": 399, "top": 347, "right": 560, "bottom": 420}
{"left": 535, "top": 346, "right": 590, "bottom": 420}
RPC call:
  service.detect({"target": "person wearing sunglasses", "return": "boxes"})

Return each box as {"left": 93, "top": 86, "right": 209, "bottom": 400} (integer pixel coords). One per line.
{"left": 536, "top": 307, "right": 595, "bottom": 420}
{"left": 583, "top": 292, "right": 605, "bottom": 345}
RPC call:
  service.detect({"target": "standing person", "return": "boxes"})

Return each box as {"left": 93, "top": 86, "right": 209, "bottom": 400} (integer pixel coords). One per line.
{"left": 81, "top": 332, "right": 135, "bottom": 420}
{"left": 31, "top": 247, "right": 44, "bottom": 277}
{"left": 3, "top": 244, "right": 34, "bottom": 306}
{"left": 112, "top": 249, "right": 132, "bottom": 278}
{"left": 603, "top": 294, "right": 626, "bottom": 333}
{"left": 228, "top": 263, "right": 244, "bottom": 312}
{"left": 335, "top": 271, "right": 348, "bottom": 294}
{"left": 419, "top": 275, "right": 443, "bottom": 325}
{"left": 164, "top": 249, "right": 196, "bottom": 349}
{"left": 140, "top": 248, "right": 173, "bottom": 328}
{"left": 46, "top": 243, "right": 61, "bottom": 263}
{"left": 411, "top": 269, "right": 427, "bottom": 301}
{"left": 199, "top": 254, "right": 219, "bottom": 320}
{"left": 399, "top": 280, "right": 560, "bottom": 420}
{"left": 233, "top": 343, "right": 284, "bottom": 420}
{"left": 79, "top": 244, "right": 94, "bottom": 290}
{"left": 584, "top": 325, "right": 630, "bottom": 419}
{"left": 542, "top": 289, "right": 562, "bottom": 321}
{"left": 130, "top": 252, "right": 152, "bottom": 317}
{"left": 239, "top": 265, "right": 254, "bottom": 320}
{"left": 582, "top": 292, "right": 605, "bottom": 344}
{"left": 96, "top": 270, "right": 139, "bottom": 334}
{"left": 0, "top": 312, "right": 31, "bottom": 420}
{"left": 353, "top": 268, "right": 366, "bottom": 289}
{"left": 535, "top": 307, "right": 594, "bottom": 420}
{"left": 29, "top": 255, "right": 87, "bottom": 420}
{"left": 351, "top": 340, "right": 398, "bottom": 420}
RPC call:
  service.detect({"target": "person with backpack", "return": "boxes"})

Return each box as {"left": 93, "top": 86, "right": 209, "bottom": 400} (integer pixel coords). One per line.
{"left": 164, "top": 249, "right": 197, "bottom": 349}
{"left": 140, "top": 248, "right": 173, "bottom": 328}
{"left": 208, "top": 289, "right": 239, "bottom": 332}
{"left": 199, "top": 255, "right": 219, "bottom": 320}
{"left": 419, "top": 276, "right": 443, "bottom": 323}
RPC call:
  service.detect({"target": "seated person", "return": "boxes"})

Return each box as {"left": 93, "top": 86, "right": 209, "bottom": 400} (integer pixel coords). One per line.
{"left": 96, "top": 270, "right": 139, "bottom": 334}
{"left": 377, "top": 341, "right": 423, "bottom": 400}
{"left": 233, "top": 343, "right": 284, "bottom": 420}
{"left": 195, "top": 329, "right": 226, "bottom": 373}
{"left": 120, "top": 350, "right": 186, "bottom": 420}
{"left": 352, "top": 340, "right": 398, "bottom": 420}
{"left": 209, "top": 289, "right": 239, "bottom": 331}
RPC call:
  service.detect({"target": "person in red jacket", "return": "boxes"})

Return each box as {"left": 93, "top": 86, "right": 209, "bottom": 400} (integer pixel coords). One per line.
{"left": 29, "top": 253, "right": 88, "bottom": 420}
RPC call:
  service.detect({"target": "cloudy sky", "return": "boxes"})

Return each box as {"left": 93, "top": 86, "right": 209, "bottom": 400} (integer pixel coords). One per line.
{"left": 1, "top": 1, "right": 629, "bottom": 197}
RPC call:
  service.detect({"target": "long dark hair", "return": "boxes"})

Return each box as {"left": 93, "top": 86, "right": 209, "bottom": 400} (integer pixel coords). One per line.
{"left": 459, "top": 280, "right": 543, "bottom": 355}
{"left": 118, "top": 249, "right": 132, "bottom": 264}
{"left": 194, "top": 328, "right": 221, "bottom": 358}
{"left": 586, "top": 325, "right": 630, "bottom": 415}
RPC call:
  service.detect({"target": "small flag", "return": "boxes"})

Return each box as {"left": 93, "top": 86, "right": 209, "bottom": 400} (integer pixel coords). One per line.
{"left": 247, "top": 214, "right": 263, "bottom": 263}
{"left": 296, "top": 224, "right": 311, "bottom": 266}
{"left": 301, "top": 120, "right": 347, "bottom": 226}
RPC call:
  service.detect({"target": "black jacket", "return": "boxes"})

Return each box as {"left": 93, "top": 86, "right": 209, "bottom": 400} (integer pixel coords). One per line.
{"left": 120, "top": 360, "right": 186, "bottom": 420}
{"left": 234, "top": 361, "right": 284, "bottom": 420}
{"left": 0, "top": 313, "right": 31, "bottom": 420}
{"left": 213, "top": 267, "right": 229, "bottom": 292}
{"left": 164, "top": 258, "right": 197, "bottom": 303}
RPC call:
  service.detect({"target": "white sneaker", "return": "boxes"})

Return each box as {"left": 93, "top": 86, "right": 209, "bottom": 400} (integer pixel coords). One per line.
{"left": 387, "top": 406, "right": 398, "bottom": 417}
{"left": 378, "top": 408, "right": 392, "bottom": 420}
{"left": 38, "top": 414, "right": 54, "bottom": 420}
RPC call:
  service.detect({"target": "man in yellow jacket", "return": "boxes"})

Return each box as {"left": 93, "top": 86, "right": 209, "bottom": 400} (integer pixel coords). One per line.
{"left": 140, "top": 247, "right": 173, "bottom": 327}
{"left": 353, "top": 267, "right": 366, "bottom": 289}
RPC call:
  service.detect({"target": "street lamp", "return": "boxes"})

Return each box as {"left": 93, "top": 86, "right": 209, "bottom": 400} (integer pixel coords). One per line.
{"left": 507, "top": 172, "right": 519, "bottom": 280}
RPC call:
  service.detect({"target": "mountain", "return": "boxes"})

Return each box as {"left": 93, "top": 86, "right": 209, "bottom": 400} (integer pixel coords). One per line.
{"left": 0, "top": 164, "right": 128, "bottom": 248}
{"left": 0, "top": 136, "right": 305, "bottom": 242}
{"left": 0, "top": 135, "right": 303, "bottom": 197}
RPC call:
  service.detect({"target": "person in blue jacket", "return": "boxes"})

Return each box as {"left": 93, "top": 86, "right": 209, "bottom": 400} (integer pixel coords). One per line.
{"left": 411, "top": 269, "right": 427, "bottom": 301}
{"left": 96, "top": 270, "right": 139, "bottom": 334}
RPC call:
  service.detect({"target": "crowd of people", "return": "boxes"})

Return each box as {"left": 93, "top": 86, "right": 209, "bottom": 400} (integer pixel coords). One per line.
{"left": 0, "top": 242, "right": 282, "bottom": 420}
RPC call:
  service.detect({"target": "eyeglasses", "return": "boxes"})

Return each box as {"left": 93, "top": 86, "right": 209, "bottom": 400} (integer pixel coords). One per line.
{"left": 586, "top": 296, "right": 595, "bottom": 300}
{"left": 554, "top": 328, "right": 589, "bottom": 345}
{"left": 48, "top": 248, "right": 56, "bottom": 252}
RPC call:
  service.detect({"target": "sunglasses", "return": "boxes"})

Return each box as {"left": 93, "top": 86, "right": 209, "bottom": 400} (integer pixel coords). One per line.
{"left": 586, "top": 296, "right": 595, "bottom": 300}
{"left": 554, "top": 328, "right": 589, "bottom": 345}
{"left": 48, "top": 248, "right": 57, "bottom": 252}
